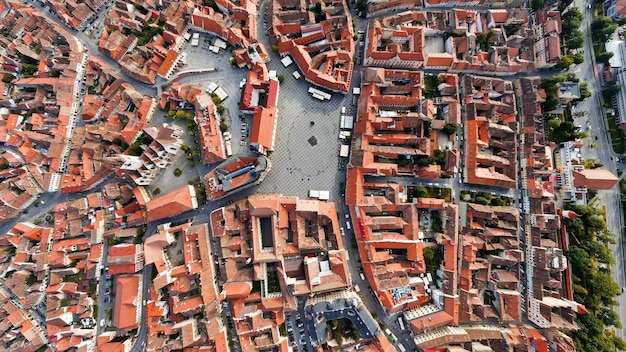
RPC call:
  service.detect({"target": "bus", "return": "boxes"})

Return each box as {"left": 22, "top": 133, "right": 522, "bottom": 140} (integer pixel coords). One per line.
{"left": 398, "top": 317, "right": 405, "bottom": 331}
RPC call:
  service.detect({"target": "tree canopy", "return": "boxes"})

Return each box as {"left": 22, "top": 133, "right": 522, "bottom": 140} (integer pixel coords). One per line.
{"left": 591, "top": 17, "right": 618, "bottom": 43}
{"left": 564, "top": 204, "right": 626, "bottom": 351}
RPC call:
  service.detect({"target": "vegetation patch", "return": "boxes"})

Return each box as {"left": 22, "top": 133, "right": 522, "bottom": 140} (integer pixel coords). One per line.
{"left": 564, "top": 204, "right": 626, "bottom": 351}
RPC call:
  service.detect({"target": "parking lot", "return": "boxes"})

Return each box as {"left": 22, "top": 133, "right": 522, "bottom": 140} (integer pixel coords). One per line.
{"left": 286, "top": 311, "right": 309, "bottom": 352}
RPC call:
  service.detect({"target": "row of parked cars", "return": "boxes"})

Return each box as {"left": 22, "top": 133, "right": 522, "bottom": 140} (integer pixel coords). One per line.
{"left": 286, "top": 312, "right": 308, "bottom": 351}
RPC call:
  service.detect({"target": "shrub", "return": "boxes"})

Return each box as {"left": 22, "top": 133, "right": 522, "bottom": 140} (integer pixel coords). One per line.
{"left": 173, "top": 168, "right": 182, "bottom": 177}
{"left": 2, "top": 73, "right": 14, "bottom": 83}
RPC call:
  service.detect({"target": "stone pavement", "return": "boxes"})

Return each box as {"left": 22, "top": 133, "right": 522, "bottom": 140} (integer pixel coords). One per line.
{"left": 254, "top": 59, "right": 355, "bottom": 202}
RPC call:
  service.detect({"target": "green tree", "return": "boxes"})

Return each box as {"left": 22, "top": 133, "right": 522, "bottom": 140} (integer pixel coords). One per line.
{"left": 173, "top": 168, "right": 182, "bottom": 177}
{"left": 203, "top": 0, "right": 219, "bottom": 11}
{"left": 277, "top": 74, "right": 285, "bottom": 83}
{"left": 531, "top": 0, "right": 545, "bottom": 11}
{"left": 555, "top": 56, "right": 574, "bottom": 69}
{"left": 596, "top": 51, "right": 615, "bottom": 63}
{"left": 571, "top": 53, "right": 584, "bottom": 64}
{"left": 153, "top": 187, "right": 161, "bottom": 196}
{"left": 558, "top": 0, "right": 574, "bottom": 12}
{"left": 544, "top": 96, "right": 560, "bottom": 111}
{"left": 107, "top": 237, "right": 121, "bottom": 246}
{"left": 591, "top": 17, "right": 618, "bottom": 43}
{"left": 475, "top": 196, "right": 490, "bottom": 205}
{"left": 476, "top": 32, "right": 490, "bottom": 51}
{"left": 579, "top": 83, "right": 591, "bottom": 100}
{"left": 127, "top": 142, "right": 144, "bottom": 156}
{"left": 413, "top": 186, "right": 428, "bottom": 198}
{"left": 2, "top": 73, "right": 14, "bottom": 83}
{"left": 604, "top": 84, "right": 622, "bottom": 97}
{"left": 442, "top": 123, "right": 458, "bottom": 135}
{"left": 176, "top": 110, "right": 188, "bottom": 119}
{"left": 599, "top": 308, "right": 622, "bottom": 328}
{"left": 356, "top": 0, "right": 366, "bottom": 14}
{"left": 422, "top": 247, "right": 443, "bottom": 274}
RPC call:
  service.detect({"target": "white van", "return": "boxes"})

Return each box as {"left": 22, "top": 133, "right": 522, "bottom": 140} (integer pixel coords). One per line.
{"left": 346, "top": 221, "right": 351, "bottom": 230}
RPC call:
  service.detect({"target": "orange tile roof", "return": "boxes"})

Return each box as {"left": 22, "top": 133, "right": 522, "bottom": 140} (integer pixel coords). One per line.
{"left": 146, "top": 185, "right": 198, "bottom": 221}
{"left": 113, "top": 274, "right": 140, "bottom": 331}
{"left": 157, "top": 49, "right": 179, "bottom": 77}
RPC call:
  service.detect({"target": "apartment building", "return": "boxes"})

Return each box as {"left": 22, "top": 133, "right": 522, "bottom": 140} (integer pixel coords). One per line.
{"left": 117, "top": 123, "right": 184, "bottom": 186}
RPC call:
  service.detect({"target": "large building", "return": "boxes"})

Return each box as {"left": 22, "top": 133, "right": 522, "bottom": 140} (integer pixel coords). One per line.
{"left": 210, "top": 195, "right": 352, "bottom": 351}
{"left": 517, "top": 77, "right": 587, "bottom": 334}
{"left": 240, "top": 63, "right": 280, "bottom": 154}
{"left": 145, "top": 185, "right": 199, "bottom": 221}
{"left": 204, "top": 155, "right": 270, "bottom": 200}
{"left": 117, "top": 123, "right": 185, "bottom": 186}
{"left": 346, "top": 68, "right": 460, "bottom": 188}
{"left": 555, "top": 141, "right": 619, "bottom": 203}
{"left": 113, "top": 274, "right": 142, "bottom": 332}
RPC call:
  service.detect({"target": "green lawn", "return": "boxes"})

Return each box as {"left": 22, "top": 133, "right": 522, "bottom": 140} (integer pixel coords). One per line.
{"left": 606, "top": 114, "right": 625, "bottom": 154}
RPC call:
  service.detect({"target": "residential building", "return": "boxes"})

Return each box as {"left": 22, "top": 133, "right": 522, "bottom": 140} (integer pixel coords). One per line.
{"left": 145, "top": 185, "right": 199, "bottom": 222}
{"left": 204, "top": 155, "right": 269, "bottom": 201}
{"left": 143, "top": 222, "right": 228, "bottom": 350}
{"left": 363, "top": 10, "right": 535, "bottom": 74}
{"left": 518, "top": 76, "right": 584, "bottom": 336}
{"left": 304, "top": 291, "right": 393, "bottom": 351}
{"left": 534, "top": 11, "right": 563, "bottom": 69}
{"left": 606, "top": 0, "right": 626, "bottom": 20}
{"left": 462, "top": 75, "right": 518, "bottom": 188}
{"left": 117, "top": 123, "right": 185, "bottom": 186}
{"left": 107, "top": 243, "right": 144, "bottom": 275}
{"left": 459, "top": 202, "right": 522, "bottom": 324}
